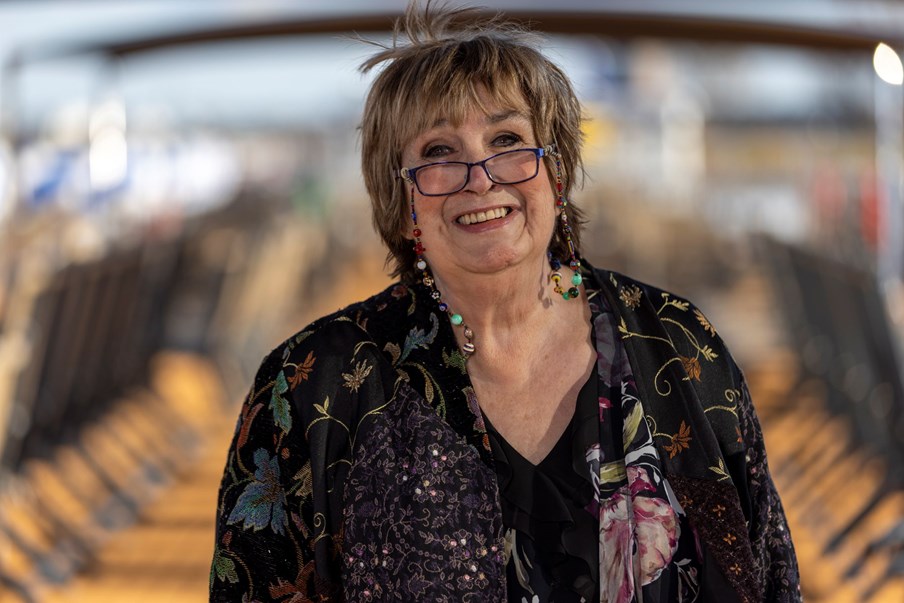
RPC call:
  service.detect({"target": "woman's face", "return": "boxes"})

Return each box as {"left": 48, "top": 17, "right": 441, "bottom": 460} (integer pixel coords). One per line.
{"left": 400, "top": 95, "right": 557, "bottom": 285}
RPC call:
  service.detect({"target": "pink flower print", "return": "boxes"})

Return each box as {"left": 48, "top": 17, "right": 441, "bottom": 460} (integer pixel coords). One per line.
{"left": 627, "top": 465, "right": 656, "bottom": 496}
{"left": 599, "top": 487, "right": 635, "bottom": 603}
{"left": 628, "top": 467, "right": 680, "bottom": 586}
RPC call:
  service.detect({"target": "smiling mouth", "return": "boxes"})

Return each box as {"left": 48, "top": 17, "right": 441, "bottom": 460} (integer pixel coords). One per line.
{"left": 456, "top": 207, "right": 511, "bottom": 225}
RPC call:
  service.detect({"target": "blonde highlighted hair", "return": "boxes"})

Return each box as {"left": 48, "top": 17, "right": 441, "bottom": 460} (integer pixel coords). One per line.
{"left": 360, "top": 1, "right": 586, "bottom": 282}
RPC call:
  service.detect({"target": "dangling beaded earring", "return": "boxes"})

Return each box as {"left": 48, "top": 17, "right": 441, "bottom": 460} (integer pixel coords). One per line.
{"left": 410, "top": 188, "right": 476, "bottom": 358}
{"left": 550, "top": 148, "right": 583, "bottom": 300}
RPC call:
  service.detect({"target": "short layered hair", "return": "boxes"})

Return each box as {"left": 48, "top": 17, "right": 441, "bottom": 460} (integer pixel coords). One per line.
{"left": 360, "top": 1, "right": 586, "bottom": 282}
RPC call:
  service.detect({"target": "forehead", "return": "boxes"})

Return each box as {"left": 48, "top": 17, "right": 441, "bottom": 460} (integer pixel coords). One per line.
{"left": 402, "top": 82, "right": 532, "bottom": 145}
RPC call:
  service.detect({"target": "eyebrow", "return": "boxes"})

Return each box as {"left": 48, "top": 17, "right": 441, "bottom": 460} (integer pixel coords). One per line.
{"left": 427, "top": 109, "right": 527, "bottom": 130}
{"left": 486, "top": 110, "right": 527, "bottom": 123}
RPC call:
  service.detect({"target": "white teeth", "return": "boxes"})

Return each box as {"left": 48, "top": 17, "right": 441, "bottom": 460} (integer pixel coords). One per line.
{"left": 457, "top": 208, "right": 509, "bottom": 225}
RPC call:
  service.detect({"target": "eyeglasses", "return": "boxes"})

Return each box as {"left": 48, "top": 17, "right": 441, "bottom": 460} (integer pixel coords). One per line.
{"left": 399, "top": 146, "right": 551, "bottom": 197}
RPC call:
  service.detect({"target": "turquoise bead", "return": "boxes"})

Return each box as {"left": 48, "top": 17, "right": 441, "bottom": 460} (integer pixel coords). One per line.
{"left": 571, "top": 273, "right": 583, "bottom": 286}
{"left": 562, "top": 292, "right": 571, "bottom": 300}
{"left": 450, "top": 314, "right": 463, "bottom": 326}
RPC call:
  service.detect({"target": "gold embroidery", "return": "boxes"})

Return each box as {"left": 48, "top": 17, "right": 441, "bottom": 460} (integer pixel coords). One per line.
{"left": 619, "top": 285, "right": 642, "bottom": 308}
{"left": 694, "top": 308, "right": 717, "bottom": 336}
{"left": 709, "top": 457, "right": 732, "bottom": 482}
{"left": 342, "top": 360, "right": 374, "bottom": 393}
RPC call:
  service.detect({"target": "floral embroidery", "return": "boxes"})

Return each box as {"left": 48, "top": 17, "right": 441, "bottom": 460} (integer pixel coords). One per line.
{"left": 341, "top": 360, "right": 373, "bottom": 392}
{"left": 619, "top": 284, "right": 643, "bottom": 308}
{"left": 210, "top": 545, "right": 239, "bottom": 587}
{"left": 663, "top": 420, "right": 692, "bottom": 459}
{"left": 341, "top": 384, "right": 505, "bottom": 601}
{"left": 227, "top": 449, "right": 288, "bottom": 535}
{"left": 694, "top": 308, "right": 717, "bottom": 336}
{"left": 269, "top": 371, "right": 292, "bottom": 433}
{"left": 288, "top": 350, "right": 315, "bottom": 389}
{"left": 680, "top": 356, "right": 702, "bottom": 381}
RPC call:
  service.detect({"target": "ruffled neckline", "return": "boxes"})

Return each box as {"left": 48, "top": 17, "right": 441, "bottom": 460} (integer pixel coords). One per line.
{"left": 484, "top": 363, "right": 600, "bottom": 601}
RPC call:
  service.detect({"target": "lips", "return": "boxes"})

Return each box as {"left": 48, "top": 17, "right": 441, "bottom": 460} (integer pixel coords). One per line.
{"left": 456, "top": 207, "right": 511, "bottom": 225}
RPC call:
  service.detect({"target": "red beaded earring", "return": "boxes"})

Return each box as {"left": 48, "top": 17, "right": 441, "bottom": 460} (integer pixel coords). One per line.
{"left": 409, "top": 186, "right": 476, "bottom": 357}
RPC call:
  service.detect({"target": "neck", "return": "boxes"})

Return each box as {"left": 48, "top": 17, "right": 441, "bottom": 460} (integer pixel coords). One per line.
{"left": 429, "top": 255, "right": 585, "bottom": 359}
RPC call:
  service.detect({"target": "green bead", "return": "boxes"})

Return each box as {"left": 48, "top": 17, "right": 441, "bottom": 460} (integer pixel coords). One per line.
{"left": 450, "top": 314, "right": 463, "bottom": 326}
{"left": 571, "top": 273, "right": 583, "bottom": 286}
{"left": 562, "top": 292, "right": 571, "bottom": 300}
{"left": 568, "top": 287, "right": 580, "bottom": 298}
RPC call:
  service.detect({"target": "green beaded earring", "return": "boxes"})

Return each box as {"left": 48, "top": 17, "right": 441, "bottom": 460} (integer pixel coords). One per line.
{"left": 550, "top": 148, "right": 582, "bottom": 300}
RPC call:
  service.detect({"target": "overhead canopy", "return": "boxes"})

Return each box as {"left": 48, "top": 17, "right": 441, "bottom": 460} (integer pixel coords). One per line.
{"left": 8, "top": 0, "right": 904, "bottom": 67}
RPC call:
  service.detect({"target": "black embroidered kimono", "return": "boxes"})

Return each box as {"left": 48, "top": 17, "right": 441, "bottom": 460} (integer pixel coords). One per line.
{"left": 210, "top": 265, "right": 800, "bottom": 602}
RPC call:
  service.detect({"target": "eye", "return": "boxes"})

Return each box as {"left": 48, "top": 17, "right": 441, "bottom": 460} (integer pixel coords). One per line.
{"left": 423, "top": 144, "right": 454, "bottom": 159}
{"left": 492, "top": 132, "right": 523, "bottom": 147}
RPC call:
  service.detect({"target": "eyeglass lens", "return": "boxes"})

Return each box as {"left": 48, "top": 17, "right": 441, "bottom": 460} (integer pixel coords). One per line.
{"left": 416, "top": 149, "right": 539, "bottom": 195}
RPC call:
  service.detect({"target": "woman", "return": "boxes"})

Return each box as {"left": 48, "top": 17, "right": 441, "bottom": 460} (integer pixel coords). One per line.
{"left": 210, "top": 4, "right": 800, "bottom": 601}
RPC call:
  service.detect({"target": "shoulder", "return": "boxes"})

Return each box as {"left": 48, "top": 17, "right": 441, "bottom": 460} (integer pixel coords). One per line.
{"left": 259, "top": 281, "right": 417, "bottom": 375}
{"left": 238, "top": 282, "right": 417, "bottom": 429}
{"left": 594, "top": 267, "right": 701, "bottom": 316}
{"left": 238, "top": 282, "right": 417, "bottom": 445}
{"left": 591, "top": 264, "right": 742, "bottom": 384}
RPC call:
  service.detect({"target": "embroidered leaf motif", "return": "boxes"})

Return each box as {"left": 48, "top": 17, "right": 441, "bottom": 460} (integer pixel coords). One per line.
{"left": 619, "top": 285, "right": 643, "bottom": 309}
{"left": 700, "top": 345, "right": 718, "bottom": 362}
{"left": 384, "top": 342, "right": 401, "bottom": 365}
{"left": 423, "top": 372, "right": 435, "bottom": 403}
{"left": 694, "top": 308, "right": 717, "bottom": 336}
{"left": 210, "top": 548, "right": 238, "bottom": 586}
{"left": 661, "top": 293, "right": 689, "bottom": 312}
{"left": 664, "top": 421, "right": 692, "bottom": 458}
{"left": 400, "top": 313, "right": 440, "bottom": 363}
{"left": 313, "top": 396, "right": 330, "bottom": 416}
{"left": 227, "top": 448, "right": 288, "bottom": 534}
{"left": 710, "top": 457, "right": 731, "bottom": 481}
{"left": 236, "top": 402, "right": 263, "bottom": 450}
{"left": 268, "top": 560, "right": 317, "bottom": 599}
{"left": 618, "top": 317, "right": 629, "bottom": 336}
{"left": 342, "top": 360, "right": 373, "bottom": 393}
{"left": 269, "top": 371, "right": 292, "bottom": 433}
{"left": 288, "top": 351, "right": 316, "bottom": 389}
{"left": 292, "top": 461, "right": 313, "bottom": 499}
{"left": 442, "top": 348, "right": 468, "bottom": 374}
{"left": 680, "top": 356, "right": 702, "bottom": 381}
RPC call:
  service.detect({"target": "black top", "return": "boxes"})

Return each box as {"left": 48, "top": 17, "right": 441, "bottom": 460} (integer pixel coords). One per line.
{"left": 484, "top": 363, "right": 600, "bottom": 602}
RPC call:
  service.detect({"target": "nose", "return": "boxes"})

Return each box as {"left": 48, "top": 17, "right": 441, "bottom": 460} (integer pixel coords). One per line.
{"left": 465, "top": 159, "right": 494, "bottom": 194}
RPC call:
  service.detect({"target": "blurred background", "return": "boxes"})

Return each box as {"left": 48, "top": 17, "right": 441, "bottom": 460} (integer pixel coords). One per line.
{"left": 0, "top": 1, "right": 903, "bottom": 601}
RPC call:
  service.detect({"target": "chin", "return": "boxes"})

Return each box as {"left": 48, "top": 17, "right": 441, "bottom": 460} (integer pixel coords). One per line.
{"left": 461, "top": 245, "right": 542, "bottom": 276}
